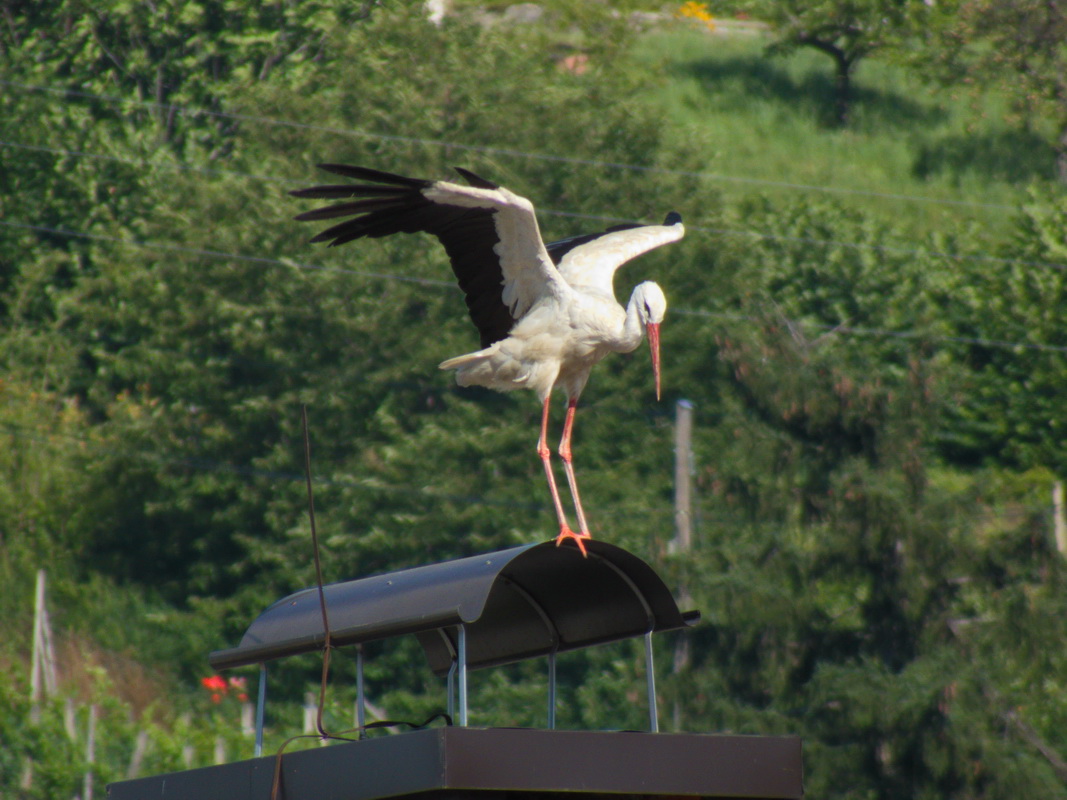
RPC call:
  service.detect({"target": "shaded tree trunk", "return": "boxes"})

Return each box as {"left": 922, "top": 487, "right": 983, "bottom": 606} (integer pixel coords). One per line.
{"left": 798, "top": 35, "right": 857, "bottom": 127}
{"left": 1057, "top": 121, "right": 1067, "bottom": 184}
{"left": 832, "top": 51, "right": 853, "bottom": 128}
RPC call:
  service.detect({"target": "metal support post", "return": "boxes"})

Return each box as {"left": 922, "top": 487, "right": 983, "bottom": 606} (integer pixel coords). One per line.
{"left": 356, "top": 644, "right": 366, "bottom": 738}
{"left": 645, "top": 632, "right": 659, "bottom": 732}
{"left": 547, "top": 650, "right": 557, "bottom": 730}
{"left": 447, "top": 661, "right": 456, "bottom": 721}
{"left": 457, "top": 625, "right": 469, "bottom": 727}
{"left": 255, "top": 664, "right": 267, "bottom": 757}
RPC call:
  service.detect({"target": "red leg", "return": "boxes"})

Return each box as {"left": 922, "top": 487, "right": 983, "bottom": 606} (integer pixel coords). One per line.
{"left": 559, "top": 398, "right": 592, "bottom": 553}
{"left": 539, "top": 398, "right": 587, "bottom": 557}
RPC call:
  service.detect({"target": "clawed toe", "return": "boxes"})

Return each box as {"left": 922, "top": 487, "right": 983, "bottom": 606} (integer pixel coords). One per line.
{"left": 555, "top": 527, "right": 591, "bottom": 557}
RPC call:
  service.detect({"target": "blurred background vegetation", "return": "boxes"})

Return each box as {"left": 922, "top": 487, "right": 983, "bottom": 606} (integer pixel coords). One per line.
{"left": 3, "top": 1, "right": 1067, "bottom": 797}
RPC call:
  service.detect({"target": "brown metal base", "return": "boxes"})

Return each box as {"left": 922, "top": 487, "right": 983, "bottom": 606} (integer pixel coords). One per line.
{"left": 107, "top": 727, "right": 803, "bottom": 800}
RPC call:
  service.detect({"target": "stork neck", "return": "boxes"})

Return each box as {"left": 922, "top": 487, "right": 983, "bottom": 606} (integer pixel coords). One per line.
{"left": 615, "top": 291, "right": 647, "bottom": 353}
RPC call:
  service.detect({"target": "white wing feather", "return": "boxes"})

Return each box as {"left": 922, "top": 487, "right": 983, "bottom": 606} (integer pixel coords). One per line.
{"left": 557, "top": 222, "right": 685, "bottom": 296}
{"left": 423, "top": 181, "right": 566, "bottom": 320}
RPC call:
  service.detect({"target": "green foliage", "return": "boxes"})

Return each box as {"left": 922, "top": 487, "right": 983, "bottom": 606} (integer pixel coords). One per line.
{"left": 2, "top": 2, "right": 1067, "bottom": 798}
{"left": 631, "top": 28, "right": 1052, "bottom": 239}
{"left": 908, "top": 0, "right": 1067, "bottom": 180}
{"left": 935, "top": 191, "right": 1067, "bottom": 474}
{"left": 713, "top": 0, "right": 919, "bottom": 126}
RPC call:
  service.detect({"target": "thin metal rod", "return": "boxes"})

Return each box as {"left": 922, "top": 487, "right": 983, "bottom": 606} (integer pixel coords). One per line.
{"left": 255, "top": 664, "right": 267, "bottom": 757}
{"left": 301, "top": 405, "right": 333, "bottom": 739}
{"left": 645, "top": 632, "right": 659, "bottom": 732}
{"left": 447, "top": 660, "right": 456, "bottom": 721}
{"left": 547, "top": 650, "right": 557, "bottom": 730}
{"left": 457, "top": 626, "right": 468, "bottom": 727}
{"left": 356, "top": 644, "right": 366, "bottom": 738}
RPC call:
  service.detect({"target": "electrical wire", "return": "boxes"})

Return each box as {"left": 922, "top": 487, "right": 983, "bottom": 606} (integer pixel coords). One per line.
{"left": 3, "top": 421, "right": 1052, "bottom": 531}
{"left": 673, "top": 308, "right": 1067, "bottom": 354}
{"left": 0, "top": 219, "right": 454, "bottom": 288}
{"left": 0, "top": 78, "right": 1020, "bottom": 213}
{"left": 0, "top": 419, "right": 668, "bottom": 526}
{"left": 3, "top": 137, "right": 1064, "bottom": 274}
{"left": 4, "top": 217, "right": 1067, "bottom": 354}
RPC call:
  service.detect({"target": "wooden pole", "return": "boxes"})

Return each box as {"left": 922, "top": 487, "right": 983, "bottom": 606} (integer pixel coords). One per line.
{"left": 671, "top": 400, "right": 694, "bottom": 732}
{"left": 30, "top": 569, "right": 58, "bottom": 725}
{"left": 19, "top": 761, "right": 33, "bottom": 792}
{"left": 303, "top": 691, "right": 316, "bottom": 734}
{"left": 83, "top": 704, "right": 97, "bottom": 800}
{"left": 64, "top": 698, "right": 76, "bottom": 739}
{"left": 1054, "top": 480, "right": 1066, "bottom": 555}
{"left": 127, "top": 730, "right": 149, "bottom": 779}
{"left": 41, "top": 602, "right": 57, "bottom": 696}
{"left": 672, "top": 400, "right": 694, "bottom": 554}
{"left": 241, "top": 702, "right": 254, "bottom": 736}
{"left": 180, "top": 712, "right": 194, "bottom": 768}
{"left": 30, "top": 570, "right": 45, "bottom": 715}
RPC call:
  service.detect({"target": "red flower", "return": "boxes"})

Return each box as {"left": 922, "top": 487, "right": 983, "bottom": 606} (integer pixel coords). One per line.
{"left": 201, "top": 675, "right": 228, "bottom": 693}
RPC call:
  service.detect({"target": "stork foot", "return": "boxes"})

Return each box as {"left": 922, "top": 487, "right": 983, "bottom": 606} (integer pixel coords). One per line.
{"left": 555, "top": 526, "right": 591, "bottom": 557}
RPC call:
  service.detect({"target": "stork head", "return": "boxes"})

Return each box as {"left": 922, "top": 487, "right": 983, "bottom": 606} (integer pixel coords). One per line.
{"left": 634, "top": 281, "right": 667, "bottom": 400}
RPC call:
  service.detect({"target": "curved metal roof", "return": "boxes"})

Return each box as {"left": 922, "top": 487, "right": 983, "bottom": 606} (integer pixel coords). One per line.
{"left": 209, "top": 540, "right": 698, "bottom": 674}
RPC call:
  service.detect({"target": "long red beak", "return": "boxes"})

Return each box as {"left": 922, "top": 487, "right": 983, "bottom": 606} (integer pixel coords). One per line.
{"left": 647, "top": 322, "right": 661, "bottom": 401}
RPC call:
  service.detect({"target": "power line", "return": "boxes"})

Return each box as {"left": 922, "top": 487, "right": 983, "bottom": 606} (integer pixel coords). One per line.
{"left": 0, "top": 421, "right": 543, "bottom": 513}
{"left": 4, "top": 137, "right": 1065, "bottom": 273}
{"left": 2, "top": 419, "right": 1056, "bottom": 527}
{"left": 0, "top": 78, "right": 1019, "bottom": 213}
{"left": 0, "top": 219, "right": 454, "bottom": 288}
{"left": 547, "top": 209, "right": 1067, "bottom": 272}
{"left": 0, "top": 420, "right": 679, "bottom": 525}
{"left": 0, "top": 139, "right": 295, "bottom": 185}
{"left": 674, "top": 308, "right": 1067, "bottom": 354}
{"left": 5, "top": 217, "right": 1067, "bottom": 354}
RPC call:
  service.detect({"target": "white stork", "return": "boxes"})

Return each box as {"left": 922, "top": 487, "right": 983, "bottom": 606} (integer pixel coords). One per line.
{"left": 291, "top": 165, "right": 684, "bottom": 555}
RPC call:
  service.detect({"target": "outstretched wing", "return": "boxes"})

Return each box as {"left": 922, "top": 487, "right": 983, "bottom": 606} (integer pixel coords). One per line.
{"left": 291, "top": 164, "right": 564, "bottom": 348}
{"left": 554, "top": 212, "right": 684, "bottom": 296}
{"left": 545, "top": 222, "right": 642, "bottom": 265}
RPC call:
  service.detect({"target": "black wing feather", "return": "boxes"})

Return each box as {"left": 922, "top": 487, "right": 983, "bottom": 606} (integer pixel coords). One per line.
{"left": 292, "top": 163, "right": 514, "bottom": 347}
{"left": 316, "top": 164, "right": 426, "bottom": 187}
{"left": 452, "top": 167, "right": 499, "bottom": 189}
{"left": 294, "top": 197, "right": 413, "bottom": 222}
{"left": 544, "top": 223, "right": 641, "bottom": 265}
{"left": 543, "top": 212, "right": 681, "bottom": 265}
{"left": 290, "top": 184, "right": 412, "bottom": 200}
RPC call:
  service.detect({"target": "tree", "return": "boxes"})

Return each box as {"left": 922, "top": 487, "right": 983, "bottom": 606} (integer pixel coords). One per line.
{"left": 728, "top": 0, "right": 914, "bottom": 126}
{"left": 0, "top": 0, "right": 702, "bottom": 618}
{"left": 652, "top": 197, "right": 1067, "bottom": 798}
{"left": 934, "top": 191, "right": 1067, "bottom": 476}
{"left": 911, "top": 0, "right": 1067, "bottom": 182}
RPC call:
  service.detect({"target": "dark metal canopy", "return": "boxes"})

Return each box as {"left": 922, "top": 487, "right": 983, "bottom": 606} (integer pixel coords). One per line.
{"left": 209, "top": 540, "right": 699, "bottom": 674}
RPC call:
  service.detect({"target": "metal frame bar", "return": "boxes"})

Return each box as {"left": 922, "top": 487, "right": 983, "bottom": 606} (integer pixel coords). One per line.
{"left": 232, "top": 545, "right": 691, "bottom": 744}
{"left": 586, "top": 551, "right": 660, "bottom": 732}
{"left": 254, "top": 664, "right": 267, "bottom": 757}
{"left": 355, "top": 644, "right": 366, "bottom": 738}
{"left": 644, "top": 632, "right": 658, "bottom": 732}
{"left": 446, "top": 660, "right": 456, "bottom": 721}
{"left": 457, "top": 625, "right": 468, "bottom": 726}
{"left": 547, "top": 649, "right": 558, "bottom": 729}
{"left": 499, "top": 575, "right": 563, "bottom": 732}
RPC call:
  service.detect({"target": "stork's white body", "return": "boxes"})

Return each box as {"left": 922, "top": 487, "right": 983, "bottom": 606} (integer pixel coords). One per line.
{"left": 427, "top": 180, "right": 677, "bottom": 403}
{"left": 293, "top": 164, "right": 683, "bottom": 554}
{"left": 442, "top": 283, "right": 655, "bottom": 402}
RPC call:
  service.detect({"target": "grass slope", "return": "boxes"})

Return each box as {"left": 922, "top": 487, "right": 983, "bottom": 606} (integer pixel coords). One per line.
{"left": 632, "top": 28, "right": 1058, "bottom": 239}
